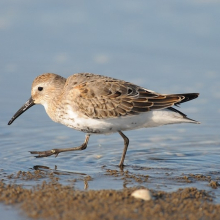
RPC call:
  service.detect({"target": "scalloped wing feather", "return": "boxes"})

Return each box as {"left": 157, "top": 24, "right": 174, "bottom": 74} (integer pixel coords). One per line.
{"left": 63, "top": 73, "right": 194, "bottom": 119}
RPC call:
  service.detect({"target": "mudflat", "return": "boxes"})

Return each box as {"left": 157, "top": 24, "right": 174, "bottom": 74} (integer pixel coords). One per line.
{"left": 1, "top": 170, "right": 220, "bottom": 220}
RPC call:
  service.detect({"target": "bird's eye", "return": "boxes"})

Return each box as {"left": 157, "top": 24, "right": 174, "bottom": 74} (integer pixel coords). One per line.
{"left": 38, "top": 87, "right": 43, "bottom": 91}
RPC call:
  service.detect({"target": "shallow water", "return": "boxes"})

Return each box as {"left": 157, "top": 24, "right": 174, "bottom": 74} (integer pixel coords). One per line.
{"left": 1, "top": 109, "right": 220, "bottom": 200}
{"left": 0, "top": 1, "right": 220, "bottom": 218}
{"left": 0, "top": 204, "right": 29, "bottom": 220}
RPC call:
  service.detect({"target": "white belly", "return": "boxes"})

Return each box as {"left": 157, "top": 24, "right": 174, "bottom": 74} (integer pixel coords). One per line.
{"left": 55, "top": 108, "right": 195, "bottom": 134}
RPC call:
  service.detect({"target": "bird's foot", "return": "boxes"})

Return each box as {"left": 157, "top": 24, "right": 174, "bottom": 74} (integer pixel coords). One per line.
{"left": 29, "top": 149, "right": 60, "bottom": 158}
{"left": 118, "top": 163, "right": 125, "bottom": 170}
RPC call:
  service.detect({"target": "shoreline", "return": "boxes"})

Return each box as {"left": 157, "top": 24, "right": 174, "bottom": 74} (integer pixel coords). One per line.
{"left": 1, "top": 170, "right": 220, "bottom": 220}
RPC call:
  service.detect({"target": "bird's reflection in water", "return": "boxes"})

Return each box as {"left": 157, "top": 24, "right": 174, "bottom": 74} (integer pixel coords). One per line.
{"left": 32, "top": 165, "right": 92, "bottom": 189}
{"left": 32, "top": 165, "right": 87, "bottom": 176}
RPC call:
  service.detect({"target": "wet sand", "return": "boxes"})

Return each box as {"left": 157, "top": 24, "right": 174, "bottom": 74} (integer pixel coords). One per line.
{"left": 1, "top": 170, "right": 220, "bottom": 220}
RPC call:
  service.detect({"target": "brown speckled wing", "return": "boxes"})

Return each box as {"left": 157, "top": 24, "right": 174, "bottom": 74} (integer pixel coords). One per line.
{"left": 64, "top": 73, "right": 187, "bottom": 119}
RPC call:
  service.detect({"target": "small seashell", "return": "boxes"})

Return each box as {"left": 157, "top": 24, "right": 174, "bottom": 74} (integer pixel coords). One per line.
{"left": 131, "top": 189, "right": 152, "bottom": 201}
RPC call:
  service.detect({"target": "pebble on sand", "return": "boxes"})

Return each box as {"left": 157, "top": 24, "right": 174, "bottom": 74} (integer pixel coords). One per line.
{"left": 131, "top": 189, "right": 152, "bottom": 201}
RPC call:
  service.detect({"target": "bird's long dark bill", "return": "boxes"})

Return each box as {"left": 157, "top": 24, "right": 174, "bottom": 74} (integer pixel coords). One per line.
{"left": 8, "top": 97, "right": 35, "bottom": 125}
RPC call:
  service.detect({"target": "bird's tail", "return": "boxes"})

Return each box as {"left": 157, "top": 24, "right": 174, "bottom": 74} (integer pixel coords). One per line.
{"left": 171, "top": 93, "right": 199, "bottom": 106}
{"left": 167, "top": 93, "right": 200, "bottom": 124}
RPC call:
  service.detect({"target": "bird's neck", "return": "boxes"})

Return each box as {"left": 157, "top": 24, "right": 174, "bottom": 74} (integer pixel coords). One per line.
{"left": 43, "top": 87, "right": 65, "bottom": 122}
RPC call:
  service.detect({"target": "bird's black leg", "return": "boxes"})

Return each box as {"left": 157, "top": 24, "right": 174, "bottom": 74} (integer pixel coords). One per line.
{"left": 30, "top": 134, "right": 90, "bottom": 158}
{"left": 118, "top": 131, "right": 129, "bottom": 167}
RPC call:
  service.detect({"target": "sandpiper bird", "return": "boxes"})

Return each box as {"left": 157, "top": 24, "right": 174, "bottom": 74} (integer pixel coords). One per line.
{"left": 8, "top": 73, "right": 199, "bottom": 167}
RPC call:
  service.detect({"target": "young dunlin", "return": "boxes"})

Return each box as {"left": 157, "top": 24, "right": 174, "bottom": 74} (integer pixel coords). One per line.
{"left": 8, "top": 73, "right": 199, "bottom": 167}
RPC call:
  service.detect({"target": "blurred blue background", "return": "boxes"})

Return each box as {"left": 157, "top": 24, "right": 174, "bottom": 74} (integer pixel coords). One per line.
{"left": 1, "top": 1, "right": 219, "bottom": 100}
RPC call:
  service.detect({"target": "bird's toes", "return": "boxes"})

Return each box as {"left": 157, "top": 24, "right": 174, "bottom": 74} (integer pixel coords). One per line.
{"left": 29, "top": 150, "right": 55, "bottom": 157}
